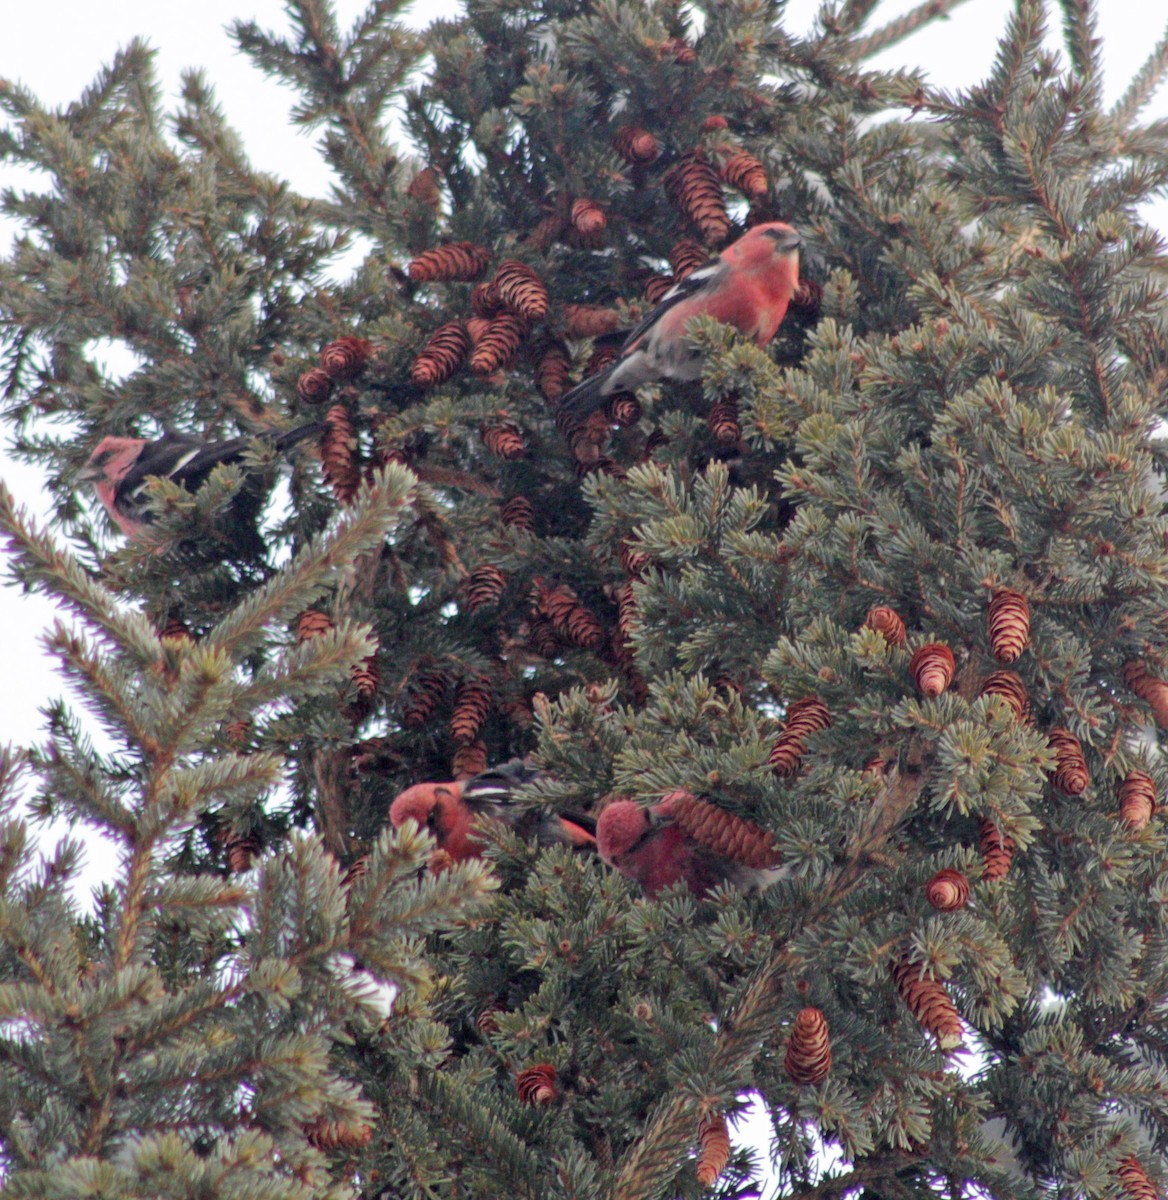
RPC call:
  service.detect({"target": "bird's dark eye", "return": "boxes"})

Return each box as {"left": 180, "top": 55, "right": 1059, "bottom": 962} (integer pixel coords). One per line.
{"left": 426, "top": 809, "right": 439, "bottom": 829}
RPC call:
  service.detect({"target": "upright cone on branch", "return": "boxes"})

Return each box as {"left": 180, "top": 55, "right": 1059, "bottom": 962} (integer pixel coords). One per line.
{"left": 1119, "top": 770, "right": 1157, "bottom": 830}
{"left": 909, "top": 643, "right": 955, "bottom": 697}
{"left": 769, "top": 697, "right": 832, "bottom": 776}
{"left": 407, "top": 241, "right": 491, "bottom": 282}
{"left": 494, "top": 260, "right": 550, "bottom": 321}
{"left": 890, "top": 956, "right": 963, "bottom": 1050}
{"left": 988, "top": 589, "right": 1030, "bottom": 663}
{"left": 783, "top": 1007, "right": 832, "bottom": 1085}
{"left": 695, "top": 1115, "right": 731, "bottom": 1186}
{"left": 979, "top": 816, "right": 1015, "bottom": 880}
{"left": 664, "top": 153, "right": 730, "bottom": 244}
{"left": 1047, "top": 728, "right": 1089, "bottom": 795}
{"left": 410, "top": 322, "right": 470, "bottom": 387}
{"left": 319, "top": 405, "right": 361, "bottom": 503}
{"left": 864, "top": 605, "right": 907, "bottom": 647}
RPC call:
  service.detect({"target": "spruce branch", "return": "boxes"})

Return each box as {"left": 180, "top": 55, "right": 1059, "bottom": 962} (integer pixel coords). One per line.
{"left": 1111, "top": 21, "right": 1168, "bottom": 128}
{"left": 1057, "top": 0, "right": 1101, "bottom": 85}
{"left": 850, "top": 0, "right": 973, "bottom": 61}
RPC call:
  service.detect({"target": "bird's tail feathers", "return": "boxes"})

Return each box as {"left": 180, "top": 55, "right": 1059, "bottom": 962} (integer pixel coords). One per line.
{"left": 559, "top": 367, "right": 615, "bottom": 417}
{"left": 274, "top": 422, "right": 328, "bottom": 451}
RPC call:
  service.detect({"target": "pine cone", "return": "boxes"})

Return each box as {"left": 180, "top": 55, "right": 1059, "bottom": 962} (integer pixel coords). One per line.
{"left": 615, "top": 581, "right": 638, "bottom": 648}
{"left": 534, "top": 579, "right": 607, "bottom": 651}
{"left": 483, "top": 421, "right": 525, "bottom": 460}
{"left": 664, "top": 153, "right": 730, "bottom": 245}
{"left": 658, "top": 36, "right": 697, "bottom": 64}
{"left": 571, "top": 198, "right": 606, "bottom": 237}
{"left": 620, "top": 539, "right": 651, "bottom": 578}
{"left": 470, "top": 280, "right": 505, "bottom": 317}
{"left": 297, "top": 609, "right": 335, "bottom": 642}
{"left": 526, "top": 614, "right": 560, "bottom": 658}
{"left": 783, "top": 1006, "right": 832, "bottom": 1085}
{"left": 159, "top": 616, "right": 193, "bottom": 642}
{"left": 565, "top": 409, "right": 612, "bottom": 463}
{"left": 563, "top": 303, "right": 622, "bottom": 338}
{"left": 224, "top": 718, "right": 251, "bottom": 748}
{"left": 500, "top": 495, "right": 536, "bottom": 531}
{"left": 1047, "top": 728, "right": 1089, "bottom": 795}
{"left": 407, "top": 241, "right": 490, "bottom": 282}
{"left": 469, "top": 313, "right": 526, "bottom": 375}
{"left": 403, "top": 661, "right": 448, "bottom": 729}
{"left": 768, "top": 697, "right": 832, "bottom": 777}
{"left": 909, "top": 642, "right": 955, "bottom": 698}
{"left": 979, "top": 670, "right": 1029, "bottom": 721}
{"left": 718, "top": 148, "right": 768, "bottom": 199}
{"left": 890, "top": 956, "right": 963, "bottom": 1050}
{"left": 222, "top": 828, "right": 263, "bottom": 873}
{"left": 410, "top": 322, "right": 470, "bottom": 387}
{"left": 303, "top": 1116, "right": 373, "bottom": 1151}
{"left": 1123, "top": 659, "right": 1168, "bottom": 728}
{"left": 669, "top": 792, "right": 782, "bottom": 868}
{"left": 979, "top": 816, "right": 1015, "bottom": 880}
{"left": 1119, "top": 769, "right": 1157, "bottom": 831}
{"left": 406, "top": 166, "right": 441, "bottom": 207}
{"left": 320, "top": 404, "right": 361, "bottom": 503}
{"left": 695, "top": 1114, "right": 731, "bottom": 1186}
{"left": 642, "top": 272, "right": 675, "bottom": 304}
{"left": 669, "top": 237, "right": 709, "bottom": 279}
{"left": 864, "top": 605, "right": 907, "bottom": 647}
{"left": 516, "top": 1063, "right": 559, "bottom": 1105}
{"left": 790, "top": 279, "right": 822, "bottom": 314}
{"left": 464, "top": 563, "right": 507, "bottom": 611}
{"left": 451, "top": 675, "right": 492, "bottom": 745}
{"left": 702, "top": 115, "right": 729, "bottom": 131}
{"left": 612, "top": 124, "right": 661, "bottom": 163}
{"left": 452, "top": 741, "right": 487, "bottom": 779}
{"left": 988, "top": 589, "right": 1030, "bottom": 663}
{"left": 925, "top": 868, "right": 970, "bottom": 911}
{"left": 320, "top": 336, "right": 373, "bottom": 380}
{"left": 475, "top": 1003, "right": 503, "bottom": 1036}
{"left": 296, "top": 366, "right": 333, "bottom": 406}
{"left": 707, "top": 398, "right": 740, "bottom": 444}
{"left": 494, "top": 260, "right": 550, "bottom": 321}
{"left": 585, "top": 342, "right": 619, "bottom": 378}
{"left": 535, "top": 339, "right": 572, "bottom": 402}
{"left": 605, "top": 394, "right": 642, "bottom": 427}
{"left": 350, "top": 653, "right": 380, "bottom": 704}
{"left": 1115, "top": 1156, "right": 1160, "bottom": 1200}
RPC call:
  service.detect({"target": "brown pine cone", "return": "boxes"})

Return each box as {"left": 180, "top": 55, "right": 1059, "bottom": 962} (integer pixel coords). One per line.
{"left": 924, "top": 868, "right": 970, "bottom": 911}
{"left": 615, "top": 581, "right": 638, "bottom": 648}
{"left": 702, "top": 115, "right": 729, "bottom": 132}
{"left": 669, "top": 237, "right": 709, "bottom": 279}
{"left": 534, "top": 579, "right": 607, "bottom": 651}
{"left": 224, "top": 718, "right": 251, "bottom": 748}
{"left": 406, "top": 166, "right": 441, "bottom": 207}
{"left": 605, "top": 394, "right": 642, "bottom": 426}
{"left": 297, "top": 609, "right": 335, "bottom": 642}
{"left": 783, "top": 1006, "right": 832, "bottom": 1085}
{"left": 1123, "top": 659, "right": 1168, "bottom": 728}
{"left": 664, "top": 153, "right": 730, "bottom": 245}
{"left": 658, "top": 36, "right": 697, "bottom": 63}
{"left": 320, "top": 336, "right": 373, "bottom": 380}
{"left": 410, "top": 322, "right": 470, "bottom": 387}
{"left": 534, "top": 339, "right": 572, "bottom": 403}
{"left": 864, "top": 605, "right": 907, "bottom": 647}
{"left": 1115, "top": 1156, "right": 1159, "bottom": 1200}
{"left": 1047, "top": 728, "right": 1089, "bottom": 795}
{"left": 620, "top": 539, "right": 651, "bottom": 578}
{"left": 612, "top": 124, "right": 661, "bottom": 164}
{"left": 516, "top": 1064, "right": 559, "bottom": 1105}
{"left": 790, "top": 279, "right": 822, "bottom": 314}
{"left": 979, "top": 816, "right": 1015, "bottom": 880}
{"left": 769, "top": 697, "right": 832, "bottom": 777}
{"left": 407, "top": 241, "right": 490, "bottom": 282}
{"left": 500, "top": 495, "right": 536, "bottom": 531}
{"left": 494, "top": 260, "right": 550, "bottom": 321}
{"left": 669, "top": 793, "right": 782, "bottom": 868}
{"left": 451, "top": 675, "right": 492, "bottom": 745}
{"left": 320, "top": 404, "right": 361, "bottom": 503}
{"left": 563, "top": 303, "right": 622, "bottom": 338}
{"left": 642, "top": 272, "right": 675, "bottom": 304}
{"left": 483, "top": 421, "right": 525, "bottom": 460}
{"left": 470, "top": 280, "right": 505, "bottom": 317}
{"left": 303, "top": 1116, "right": 373, "bottom": 1151}
{"left": 718, "top": 148, "right": 768, "bottom": 199}
{"left": 159, "top": 616, "right": 193, "bottom": 642}
{"left": 565, "top": 409, "right": 612, "bottom": 463}
{"left": 571, "top": 198, "right": 606, "bottom": 237}
{"left": 464, "top": 563, "right": 507, "bottom": 612}
{"left": 890, "top": 955, "right": 962, "bottom": 1050}
{"left": 296, "top": 366, "right": 333, "bottom": 406}
{"left": 707, "top": 398, "right": 740, "bottom": 444}
{"left": 469, "top": 313, "right": 527, "bottom": 375}
{"left": 452, "top": 741, "right": 488, "bottom": 779}
{"left": 403, "top": 660, "right": 449, "bottom": 729}
{"left": 1119, "top": 769, "right": 1157, "bottom": 831}
{"left": 695, "top": 1114, "right": 731, "bottom": 1186}
{"left": 222, "top": 827, "right": 263, "bottom": 873}
{"left": 988, "top": 589, "right": 1030, "bottom": 663}
{"left": 979, "top": 670, "right": 1029, "bottom": 721}
{"left": 909, "top": 642, "right": 955, "bottom": 698}
{"left": 526, "top": 614, "right": 560, "bottom": 659}
{"left": 350, "top": 653, "right": 380, "bottom": 704}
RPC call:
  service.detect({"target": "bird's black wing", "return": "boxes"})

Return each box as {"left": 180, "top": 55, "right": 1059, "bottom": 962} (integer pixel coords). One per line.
{"left": 614, "top": 257, "right": 726, "bottom": 354}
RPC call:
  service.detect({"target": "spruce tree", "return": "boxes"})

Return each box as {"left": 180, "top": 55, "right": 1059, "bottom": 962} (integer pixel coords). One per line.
{"left": 2, "top": 1, "right": 1168, "bottom": 1197}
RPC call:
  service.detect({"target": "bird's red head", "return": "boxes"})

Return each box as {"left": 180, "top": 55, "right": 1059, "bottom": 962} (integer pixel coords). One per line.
{"left": 389, "top": 780, "right": 480, "bottom": 861}
{"left": 596, "top": 800, "right": 652, "bottom": 865}
{"left": 79, "top": 437, "right": 150, "bottom": 537}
